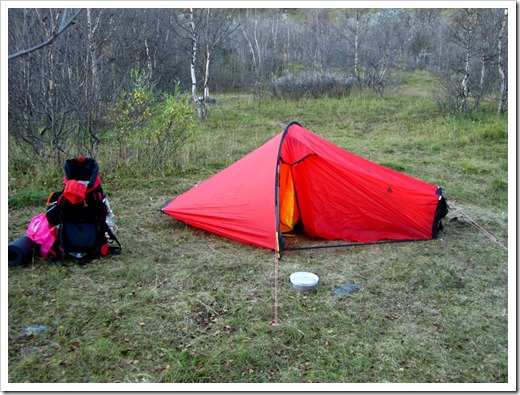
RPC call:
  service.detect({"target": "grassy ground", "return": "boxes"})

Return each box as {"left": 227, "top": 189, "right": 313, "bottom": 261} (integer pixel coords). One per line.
{"left": 6, "top": 77, "right": 509, "bottom": 386}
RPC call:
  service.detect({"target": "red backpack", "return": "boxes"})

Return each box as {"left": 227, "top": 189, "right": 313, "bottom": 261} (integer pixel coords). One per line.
{"left": 46, "top": 157, "right": 121, "bottom": 264}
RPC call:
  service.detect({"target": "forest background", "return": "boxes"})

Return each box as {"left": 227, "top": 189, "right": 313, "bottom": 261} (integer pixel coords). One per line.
{"left": 7, "top": 7, "right": 509, "bottom": 166}
{"left": 4, "top": 4, "right": 514, "bottom": 388}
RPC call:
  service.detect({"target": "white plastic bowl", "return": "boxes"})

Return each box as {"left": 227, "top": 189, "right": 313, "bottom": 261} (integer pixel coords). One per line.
{"left": 290, "top": 272, "right": 319, "bottom": 292}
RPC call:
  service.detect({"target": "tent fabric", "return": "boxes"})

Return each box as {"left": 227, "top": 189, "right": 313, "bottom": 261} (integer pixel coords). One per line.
{"left": 162, "top": 121, "right": 447, "bottom": 255}
{"left": 162, "top": 132, "right": 282, "bottom": 250}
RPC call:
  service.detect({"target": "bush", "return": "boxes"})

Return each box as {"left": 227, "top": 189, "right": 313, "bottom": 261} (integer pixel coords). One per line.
{"left": 113, "top": 71, "right": 196, "bottom": 169}
{"left": 269, "top": 71, "right": 355, "bottom": 100}
{"left": 144, "top": 89, "right": 196, "bottom": 166}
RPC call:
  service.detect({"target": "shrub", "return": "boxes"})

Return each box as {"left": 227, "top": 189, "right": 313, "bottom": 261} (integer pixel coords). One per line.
{"left": 144, "top": 88, "right": 196, "bottom": 167}
{"left": 112, "top": 71, "right": 196, "bottom": 169}
{"left": 113, "top": 70, "right": 156, "bottom": 159}
{"left": 269, "top": 71, "right": 355, "bottom": 100}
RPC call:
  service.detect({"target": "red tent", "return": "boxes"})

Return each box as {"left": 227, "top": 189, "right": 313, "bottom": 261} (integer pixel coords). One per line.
{"left": 162, "top": 121, "right": 448, "bottom": 256}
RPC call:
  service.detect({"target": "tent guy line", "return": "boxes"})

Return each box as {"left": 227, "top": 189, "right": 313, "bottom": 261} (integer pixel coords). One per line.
{"left": 449, "top": 202, "right": 507, "bottom": 252}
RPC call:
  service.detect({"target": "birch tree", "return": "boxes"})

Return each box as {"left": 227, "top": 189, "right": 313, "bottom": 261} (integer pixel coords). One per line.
{"left": 342, "top": 9, "right": 371, "bottom": 88}
{"left": 201, "top": 9, "right": 239, "bottom": 100}
{"left": 169, "top": 8, "right": 205, "bottom": 120}
{"left": 240, "top": 9, "right": 263, "bottom": 97}
{"left": 497, "top": 8, "right": 508, "bottom": 114}
{"left": 186, "top": 9, "right": 199, "bottom": 108}
{"left": 458, "top": 9, "right": 477, "bottom": 113}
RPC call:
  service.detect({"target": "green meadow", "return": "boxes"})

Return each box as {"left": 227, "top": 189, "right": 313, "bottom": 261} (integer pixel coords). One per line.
{"left": 7, "top": 75, "right": 509, "bottom": 385}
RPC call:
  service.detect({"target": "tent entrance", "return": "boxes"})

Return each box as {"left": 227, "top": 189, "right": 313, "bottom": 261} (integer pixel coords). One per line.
{"left": 278, "top": 162, "right": 301, "bottom": 233}
{"left": 277, "top": 150, "right": 317, "bottom": 237}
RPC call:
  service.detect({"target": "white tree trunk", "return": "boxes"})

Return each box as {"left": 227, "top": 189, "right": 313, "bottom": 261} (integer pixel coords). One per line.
{"left": 187, "top": 8, "right": 203, "bottom": 120}
{"left": 474, "top": 50, "right": 485, "bottom": 111}
{"left": 203, "top": 64, "right": 210, "bottom": 100}
{"left": 354, "top": 13, "right": 361, "bottom": 84}
{"left": 497, "top": 8, "right": 508, "bottom": 114}
{"left": 188, "top": 9, "right": 198, "bottom": 104}
{"left": 203, "top": 9, "right": 211, "bottom": 100}
{"left": 86, "top": 9, "right": 100, "bottom": 98}
{"left": 460, "top": 9, "right": 477, "bottom": 113}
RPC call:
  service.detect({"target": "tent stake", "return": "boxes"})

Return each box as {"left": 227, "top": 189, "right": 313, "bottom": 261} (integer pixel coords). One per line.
{"left": 272, "top": 252, "right": 279, "bottom": 327}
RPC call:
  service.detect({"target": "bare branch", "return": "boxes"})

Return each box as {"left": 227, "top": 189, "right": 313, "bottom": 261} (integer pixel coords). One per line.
{"left": 8, "top": 8, "right": 84, "bottom": 60}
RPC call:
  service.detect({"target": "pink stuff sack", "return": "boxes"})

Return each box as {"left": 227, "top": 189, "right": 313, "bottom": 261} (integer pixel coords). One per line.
{"left": 27, "top": 214, "right": 57, "bottom": 257}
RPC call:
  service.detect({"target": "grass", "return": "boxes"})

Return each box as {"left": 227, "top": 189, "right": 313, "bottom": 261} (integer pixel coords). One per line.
{"left": 6, "top": 75, "right": 509, "bottom": 386}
